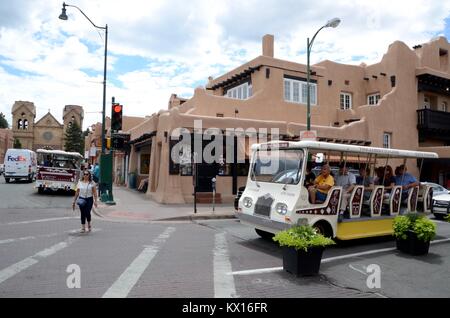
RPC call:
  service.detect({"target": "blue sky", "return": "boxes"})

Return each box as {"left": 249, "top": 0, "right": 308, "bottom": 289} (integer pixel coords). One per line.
{"left": 0, "top": 0, "right": 449, "bottom": 130}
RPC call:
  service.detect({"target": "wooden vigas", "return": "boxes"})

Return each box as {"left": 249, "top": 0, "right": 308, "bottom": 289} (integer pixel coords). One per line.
{"left": 349, "top": 185, "right": 364, "bottom": 218}
{"left": 407, "top": 186, "right": 420, "bottom": 213}
{"left": 370, "top": 186, "right": 384, "bottom": 217}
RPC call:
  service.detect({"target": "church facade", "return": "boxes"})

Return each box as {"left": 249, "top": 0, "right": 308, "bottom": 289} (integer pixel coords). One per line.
{"left": 11, "top": 101, "right": 84, "bottom": 151}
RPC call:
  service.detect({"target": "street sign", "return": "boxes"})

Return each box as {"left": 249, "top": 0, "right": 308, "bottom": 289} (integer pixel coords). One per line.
{"left": 111, "top": 133, "right": 130, "bottom": 151}
{"left": 300, "top": 130, "right": 317, "bottom": 141}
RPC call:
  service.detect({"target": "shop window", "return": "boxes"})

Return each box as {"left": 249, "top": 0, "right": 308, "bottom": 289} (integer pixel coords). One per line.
{"left": 139, "top": 153, "right": 150, "bottom": 175}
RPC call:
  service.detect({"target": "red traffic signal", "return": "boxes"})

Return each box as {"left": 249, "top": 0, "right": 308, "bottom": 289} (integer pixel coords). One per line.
{"left": 111, "top": 103, "right": 123, "bottom": 131}
{"left": 114, "top": 104, "right": 122, "bottom": 113}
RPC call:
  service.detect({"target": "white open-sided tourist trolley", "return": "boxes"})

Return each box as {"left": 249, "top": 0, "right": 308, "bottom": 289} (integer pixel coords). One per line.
{"left": 236, "top": 141, "right": 438, "bottom": 240}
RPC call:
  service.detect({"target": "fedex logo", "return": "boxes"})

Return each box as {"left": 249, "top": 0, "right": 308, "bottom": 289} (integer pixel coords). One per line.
{"left": 7, "top": 155, "right": 26, "bottom": 162}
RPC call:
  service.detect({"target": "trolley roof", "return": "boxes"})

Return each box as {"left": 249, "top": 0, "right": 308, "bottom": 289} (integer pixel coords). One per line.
{"left": 251, "top": 141, "right": 439, "bottom": 159}
{"left": 36, "top": 149, "right": 83, "bottom": 159}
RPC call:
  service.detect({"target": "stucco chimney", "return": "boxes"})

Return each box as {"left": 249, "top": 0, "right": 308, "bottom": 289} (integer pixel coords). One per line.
{"left": 262, "top": 34, "right": 274, "bottom": 57}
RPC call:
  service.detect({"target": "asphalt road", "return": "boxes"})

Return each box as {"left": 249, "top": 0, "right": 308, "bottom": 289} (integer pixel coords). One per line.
{"left": 0, "top": 178, "right": 449, "bottom": 298}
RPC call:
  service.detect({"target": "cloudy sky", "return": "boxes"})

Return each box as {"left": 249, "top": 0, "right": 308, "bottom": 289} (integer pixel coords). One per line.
{"left": 1, "top": 0, "right": 449, "bottom": 130}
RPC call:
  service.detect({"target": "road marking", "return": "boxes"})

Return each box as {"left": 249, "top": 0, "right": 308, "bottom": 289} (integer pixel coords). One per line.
{"left": 214, "top": 232, "right": 237, "bottom": 298}
{"left": 229, "top": 238, "right": 450, "bottom": 276}
{"left": 1, "top": 217, "right": 77, "bottom": 226}
{"left": 0, "top": 233, "right": 58, "bottom": 245}
{"left": 0, "top": 236, "right": 79, "bottom": 285}
{"left": 0, "top": 228, "right": 102, "bottom": 245}
{"left": 102, "top": 227, "right": 176, "bottom": 298}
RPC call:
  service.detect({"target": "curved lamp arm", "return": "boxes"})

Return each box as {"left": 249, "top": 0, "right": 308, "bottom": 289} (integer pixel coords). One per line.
{"left": 61, "top": 2, "right": 106, "bottom": 30}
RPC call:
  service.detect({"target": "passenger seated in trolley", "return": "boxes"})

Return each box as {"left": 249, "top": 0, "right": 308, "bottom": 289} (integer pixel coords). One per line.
{"left": 335, "top": 162, "right": 356, "bottom": 216}
{"left": 307, "top": 164, "right": 334, "bottom": 204}
{"left": 376, "top": 165, "right": 396, "bottom": 199}
{"left": 356, "top": 165, "right": 374, "bottom": 201}
{"left": 395, "top": 164, "right": 420, "bottom": 203}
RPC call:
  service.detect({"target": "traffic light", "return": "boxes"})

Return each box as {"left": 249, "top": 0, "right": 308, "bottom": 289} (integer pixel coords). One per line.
{"left": 111, "top": 103, "right": 123, "bottom": 131}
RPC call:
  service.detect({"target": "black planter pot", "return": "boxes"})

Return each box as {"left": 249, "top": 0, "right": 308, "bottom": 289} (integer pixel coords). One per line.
{"left": 282, "top": 246, "right": 324, "bottom": 276}
{"left": 396, "top": 231, "right": 430, "bottom": 256}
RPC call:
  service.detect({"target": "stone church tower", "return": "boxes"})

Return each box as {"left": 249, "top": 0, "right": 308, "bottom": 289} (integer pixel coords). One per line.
{"left": 11, "top": 101, "right": 36, "bottom": 150}
{"left": 63, "top": 105, "right": 84, "bottom": 134}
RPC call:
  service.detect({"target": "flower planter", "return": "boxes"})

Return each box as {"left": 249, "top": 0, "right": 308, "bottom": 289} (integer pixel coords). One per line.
{"left": 396, "top": 231, "right": 430, "bottom": 256}
{"left": 282, "top": 246, "right": 324, "bottom": 276}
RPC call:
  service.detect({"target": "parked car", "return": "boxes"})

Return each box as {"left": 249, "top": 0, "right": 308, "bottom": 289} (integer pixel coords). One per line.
{"left": 420, "top": 182, "right": 449, "bottom": 197}
{"left": 432, "top": 193, "right": 450, "bottom": 220}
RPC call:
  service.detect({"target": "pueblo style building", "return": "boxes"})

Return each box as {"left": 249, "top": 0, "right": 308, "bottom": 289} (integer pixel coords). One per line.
{"left": 119, "top": 35, "right": 450, "bottom": 204}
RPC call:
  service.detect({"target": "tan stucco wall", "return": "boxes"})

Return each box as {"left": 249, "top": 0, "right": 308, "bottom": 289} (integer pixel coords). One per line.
{"left": 127, "top": 36, "right": 450, "bottom": 203}
{"left": 0, "top": 129, "right": 14, "bottom": 163}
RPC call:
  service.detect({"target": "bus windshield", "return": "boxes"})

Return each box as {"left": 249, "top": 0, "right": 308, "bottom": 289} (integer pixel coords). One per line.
{"left": 37, "top": 152, "right": 81, "bottom": 169}
{"left": 251, "top": 149, "right": 304, "bottom": 184}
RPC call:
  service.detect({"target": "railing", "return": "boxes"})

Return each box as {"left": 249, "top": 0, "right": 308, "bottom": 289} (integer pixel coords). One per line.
{"left": 417, "top": 109, "right": 450, "bottom": 131}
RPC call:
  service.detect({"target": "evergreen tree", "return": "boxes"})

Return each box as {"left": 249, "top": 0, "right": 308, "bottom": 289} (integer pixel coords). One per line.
{"left": 64, "top": 121, "right": 84, "bottom": 155}
{"left": 13, "top": 138, "right": 22, "bottom": 149}
{"left": 0, "top": 112, "right": 8, "bottom": 128}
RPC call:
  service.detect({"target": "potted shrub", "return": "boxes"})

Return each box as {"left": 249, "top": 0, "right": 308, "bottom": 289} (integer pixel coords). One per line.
{"left": 273, "top": 225, "right": 335, "bottom": 276}
{"left": 393, "top": 213, "right": 436, "bottom": 256}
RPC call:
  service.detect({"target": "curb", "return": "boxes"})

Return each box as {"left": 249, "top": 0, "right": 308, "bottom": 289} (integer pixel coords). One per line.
{"left": 155, "top": 214, "right": 237, "bottom": 221}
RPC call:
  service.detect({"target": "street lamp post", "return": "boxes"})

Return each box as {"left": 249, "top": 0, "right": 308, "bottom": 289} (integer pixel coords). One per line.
{"left": 59, "top": 2, "right": 108, "bottom": 155}
{"left": 59, "top": 3, "right": 115, "bottom": 204}
{"left": 306, "top": 18, "right": 341, "bottom": 131}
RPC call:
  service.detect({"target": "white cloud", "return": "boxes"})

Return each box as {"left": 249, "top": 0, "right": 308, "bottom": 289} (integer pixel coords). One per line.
{"left": 0, "top": 0, "right": 449, "bottom": 130}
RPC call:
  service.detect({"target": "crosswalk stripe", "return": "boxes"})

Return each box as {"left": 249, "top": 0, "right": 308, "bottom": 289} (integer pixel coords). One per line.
{"left": 213, "top": 232, "right": 237, "bottom": 298}
{"left": 0, "top": 236, "right": 79, "bottom": 285}
{"left": 1, "top": 217, "right": 77, "bottom": 226}
{"left": 102, "top": 227, "right": 176, "bottom": 298}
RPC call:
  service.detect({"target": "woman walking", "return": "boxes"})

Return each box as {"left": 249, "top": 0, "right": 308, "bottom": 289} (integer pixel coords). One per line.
{"left": 72, "top": 170, "right": 98, "bottom": 233}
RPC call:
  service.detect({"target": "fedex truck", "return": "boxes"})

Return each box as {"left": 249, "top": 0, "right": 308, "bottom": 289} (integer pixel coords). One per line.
{"left": 3, "top": 149, "right": 37, "bottom": 183}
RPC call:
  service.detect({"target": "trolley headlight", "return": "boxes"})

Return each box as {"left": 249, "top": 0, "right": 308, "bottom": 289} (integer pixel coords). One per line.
{"left": 243, "top": 197, "right": 253, "bottom": 208}
{"left": 275, "top": 203, "right": 288, "bottom": 215}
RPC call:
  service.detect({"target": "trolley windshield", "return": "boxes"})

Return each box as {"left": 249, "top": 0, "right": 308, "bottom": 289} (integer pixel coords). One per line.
{"left": 251, "top": 148, "right": 304, "bottom": 184}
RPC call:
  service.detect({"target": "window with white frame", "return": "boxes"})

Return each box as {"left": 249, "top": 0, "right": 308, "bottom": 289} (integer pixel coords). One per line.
{"left": 284, "top": 78, "right": 317, "bottom": 105}
{"left": 441, "top": 101, "right": 448, "bottom": 112}
{"left": 367, "top": 93, "right": 381, "bottom": 105}
{"left": 225, "top": 82, "right": 252, "bottom": 100}
{"left": 383, "top": 132, "right": 391, "bottom": 149}
{"left": 340, "top": 92, "right": 352, "bottom": 110}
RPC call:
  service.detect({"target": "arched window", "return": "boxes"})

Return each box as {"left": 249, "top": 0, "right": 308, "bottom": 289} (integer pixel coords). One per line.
{"left": 17, "top": 119, "right": 23, "bottom": 130}
{"left": 23, "top": 119, "right": 28, "bottom": 130}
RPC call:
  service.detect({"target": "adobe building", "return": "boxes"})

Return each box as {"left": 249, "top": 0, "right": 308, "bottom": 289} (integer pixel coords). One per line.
{"left": 0, "top": 128, "right": 14, "bottom": 163}
{"left": 125, "top": 35, "right": 450, "bottom": 204}
{"left": 84, "top": 115, "right": 147, "bottom": 182}
{"left": 11, "top": 101, "right": 84, "bottom": 151}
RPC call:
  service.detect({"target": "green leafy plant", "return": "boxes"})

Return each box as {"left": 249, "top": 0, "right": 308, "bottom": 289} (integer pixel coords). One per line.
{"left": 273, "top": 225, "right": 335, "bottom": 252}
{"left": 393, "top": 213, "right": 436, "bottom": 242}
{"left": 445, "top": 215, "right": 450, "bottom": 223}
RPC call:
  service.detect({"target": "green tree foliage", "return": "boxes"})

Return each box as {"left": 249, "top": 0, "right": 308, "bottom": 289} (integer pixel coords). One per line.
{"left": 13, "top": 138, "right": 22, "bottom": 149}
{"left": 64, "top": 121, "right": 84, "bottom": 155}
{"left": 0, "top": 112, "right": 9, "bottom": 128}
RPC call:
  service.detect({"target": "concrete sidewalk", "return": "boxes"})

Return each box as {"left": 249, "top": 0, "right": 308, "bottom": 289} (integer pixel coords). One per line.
{"left": 93, "top": 186, "right": 236, "bottom": 222}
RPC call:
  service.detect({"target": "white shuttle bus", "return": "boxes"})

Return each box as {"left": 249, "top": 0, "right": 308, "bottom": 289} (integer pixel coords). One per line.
{"left": 236, "top": 141, "right": 438, "bottom": 240}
